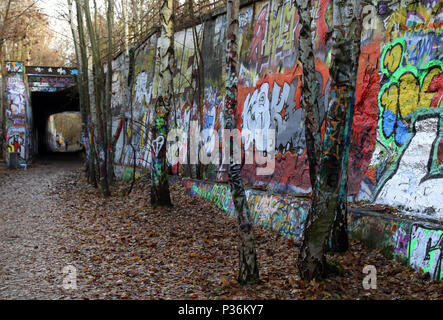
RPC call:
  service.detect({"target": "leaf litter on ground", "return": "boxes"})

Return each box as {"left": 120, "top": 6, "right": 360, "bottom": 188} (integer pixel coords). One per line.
{"left": 53, "top": 168, "right": 443, "bottom": 300}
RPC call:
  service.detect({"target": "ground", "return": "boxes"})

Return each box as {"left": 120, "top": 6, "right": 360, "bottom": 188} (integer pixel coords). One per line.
{"left": 0, "top": 155, "right": 442, "bottom": 300}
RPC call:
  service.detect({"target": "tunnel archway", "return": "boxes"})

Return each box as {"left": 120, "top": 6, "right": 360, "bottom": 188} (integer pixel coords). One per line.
{"left": 31, "top": 85, "right": 80, "bottom": 155}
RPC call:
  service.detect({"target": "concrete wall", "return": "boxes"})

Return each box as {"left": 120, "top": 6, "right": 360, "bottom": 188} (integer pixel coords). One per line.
{"left": 182, "top": 178, "right": 443, "bottom": 281}
{"left": 110, "top": 0, "right": 443, "bottom": 220}
{"left": 4, "top": 62, "right": 29, "bottom": 168}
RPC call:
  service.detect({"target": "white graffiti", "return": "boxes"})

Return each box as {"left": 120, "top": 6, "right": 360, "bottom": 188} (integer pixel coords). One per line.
{"left": 373, "top": 117, "right": 443, "bottom": 219}
{"left": 57, "top": 67, "right": 67, "bottom": 75}
{"left": 7, "top": 75, "right": 26, "bottom": 116}
{"left": 242, "top": 82, "right": 271, "bottom": 151}
{"left": 409, "top": 225, "right": 442, "bottom": 281}
{"left": 134, "top": 72, "right": 152, "bottom": 109}
{"left": 239, "top": 7, "right": 253, "bottom": 29}
{"left": 152, "top": 136, "right": 165, "bottom": 157}
{"left": 241, "top": 78, "right": 305, "bottom": 154}
{"left": 111, "top": 70, "right": 124, "bottom": 110}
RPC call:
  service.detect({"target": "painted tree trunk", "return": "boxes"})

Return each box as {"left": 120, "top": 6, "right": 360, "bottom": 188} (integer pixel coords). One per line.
{"left": 225, "top": 0, "right": 259, "bottom": 285}
{"left": 112, "top": 49, "right": 134, "bottom": 149}
{"left": 150, "top": 0, "right": 172, "bottom": 207}
{"left": 295, "top": 0, "right": 322, "bottom": 190}
{"left": 329, "top": 0, "right": 362, "bottom": 253}
{"left": 298, "top": 0, "right": 361, "bottom": 280}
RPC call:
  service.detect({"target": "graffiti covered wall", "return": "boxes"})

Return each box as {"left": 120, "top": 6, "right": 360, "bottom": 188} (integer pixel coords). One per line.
{"left": 2, "top": 64, "right": 78, "bottom": 166}
{"left": 183, "top": 179, "right": 310, "bottom": 240}
{"left": 110, "top": 0, "right": 443, "bottom": 220}
{"left": 353, "top": 0, "right": 443, "bottom": 219}
{"left": 183, "top": 178, "right": 443, "bottom": 280}
{"left": 5, "top": 62, "right": 28, "bottom": 168}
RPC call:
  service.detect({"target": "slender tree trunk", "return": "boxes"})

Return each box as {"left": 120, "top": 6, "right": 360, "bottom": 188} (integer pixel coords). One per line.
{"left": 75, "top": 0, "right": 97, "bottom": 187}
{"left": 329, "top": 1, "right": 362, "bottom": 253}
{"left": 150, "top": 0, "right": 172, "bottom": 207}
{"left": 296, "top": 0, "right": 323, "bottom": 190}
{"left": 84, "top": 0, "right": 110, "bottom": 196}
{"left": 188, "top": 0, "right": 204, "bottom": 180}
{"left": 67, "top": 0, "right": 87, "bottom": 172}
{"left": 224, "top": 0, "right": 259, "bottom": 285}
{"left": 105, "top": 0, "right": 114, "bottom": 185}
{"left": 0, "top": 0, "right": 11, "bottom": 159}
{"left": 298, "top": 0, "right": 361, "bottom": 280}
{"left": 0, "top": 51, "right": 4, "bottom": 160}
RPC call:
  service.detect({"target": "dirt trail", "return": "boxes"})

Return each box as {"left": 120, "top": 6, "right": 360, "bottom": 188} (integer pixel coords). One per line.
{"left": 0, "top": 154, "right": 81, "bottom": 299}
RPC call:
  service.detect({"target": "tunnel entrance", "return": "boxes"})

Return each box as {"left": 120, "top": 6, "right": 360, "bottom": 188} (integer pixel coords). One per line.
{"left": 31, "top": 85, "right": 80, "bottom": 156}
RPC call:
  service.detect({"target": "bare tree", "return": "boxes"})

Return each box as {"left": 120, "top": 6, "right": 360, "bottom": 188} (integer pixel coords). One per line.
{"left": 150, "top": 0, "right": 173, "bottom": 207}
{"left": 105, "top": 0, "right": 114, "bottom": 184}
{"left": 224, "top": 0, "right": 259, "bottom": 285}
{"left": 83, "top": 0, "right": 111, "bottom": 196}
{"left": 298, "top": 0, "right": 362, "bottom": 280}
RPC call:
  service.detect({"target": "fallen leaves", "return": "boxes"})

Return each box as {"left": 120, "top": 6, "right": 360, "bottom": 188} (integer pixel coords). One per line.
{"left": 49, "top": 169, "right": 443, "bottom": 300}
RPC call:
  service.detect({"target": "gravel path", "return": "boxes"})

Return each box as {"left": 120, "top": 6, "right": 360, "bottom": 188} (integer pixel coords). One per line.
{"left": 0, "top": 156, "right": 81, "bottom": 299}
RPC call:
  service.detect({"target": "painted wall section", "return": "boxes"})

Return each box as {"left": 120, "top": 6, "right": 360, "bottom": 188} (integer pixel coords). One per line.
{"left": 355, "top": 1, "right": 443, "bottom": 219}
{"left": 183, "top": 179, "right": 310, "bottom": 240}
{"left": 109, "top": 0, "right": 443, "bottom": 220}
{"left": 5, "top": 62, "right": 28, "bottom": 168}
{"left": 183, "top": 178, "right": 443, "bottom": 280}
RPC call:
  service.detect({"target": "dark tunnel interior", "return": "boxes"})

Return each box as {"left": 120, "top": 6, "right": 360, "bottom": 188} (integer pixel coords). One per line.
{"left": 31, "top": 85, "right": 80, "bottom": 155}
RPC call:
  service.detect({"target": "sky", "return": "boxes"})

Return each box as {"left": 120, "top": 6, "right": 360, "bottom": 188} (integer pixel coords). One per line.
{"left": 37, "top": 0, "right": 74, "bottom": 55}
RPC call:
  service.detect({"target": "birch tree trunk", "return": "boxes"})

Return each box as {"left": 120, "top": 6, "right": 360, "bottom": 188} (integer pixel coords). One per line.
{"left": 67, "top": 0, "right": 87, "bottom": 167}
{"left": 295, "top": 0, "right": 322, "bottom": 190}
{"left": 75, "top": 0, "right": 97, "bottom": 187}
{"left": 105, "top": 0, "right": 114, "bottom": 185}
{"left": 84, "top": 0, "right": 110, "bottom": 196}
{"left": 297, "top": 0, "right": 361, "bottom": 280}
{"left": 329, "top": 0, "right": 362, "bottom": 253}
{"left": 224, "top": 0, "right": 259, "bottom": 285}
{"left": 150, "top": 0, "right": 172, "bottom": 207}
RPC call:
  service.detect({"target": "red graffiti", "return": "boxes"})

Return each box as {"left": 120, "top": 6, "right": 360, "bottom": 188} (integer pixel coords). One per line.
{"left": 242, "top": 149, "right": 312, "bottom": 192}
{"left": 428, "top": 73, "right": 443, "bottom": 108}
{"left": 349, "top": 39, "right": 381, "bottom": 195}
{"left": 247, "top": 3, "right": 269, "bottom": 66}
{"left": 237, "top": 60, "right": 331, "bottom": 192}
{"left": 313, "top": 0, "right": 331, "bottom": 49}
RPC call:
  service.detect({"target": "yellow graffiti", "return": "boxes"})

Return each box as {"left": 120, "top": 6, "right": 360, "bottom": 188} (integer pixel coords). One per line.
{"left": 379, "top": 37, "right": 443, "bottom": 146}
{"left": 385, "top": 2, "right": 443, "bottom": 41}
{"left": 382, "top": 42, "right": 403, "bottom": 75}
{"left": 397, "top": 73, "right": 420, "bottom": 117}
{"left": 380, "top": 42, "right": 442, "bottom": 118}
{"left": 264, "top": 1, "right": 297, "bottom": 59}
{"left": 139, "top": 112, "right": 147, "bottom": 148}
{"left": 380, "top": 84, "right": 399, "bottom": 114}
